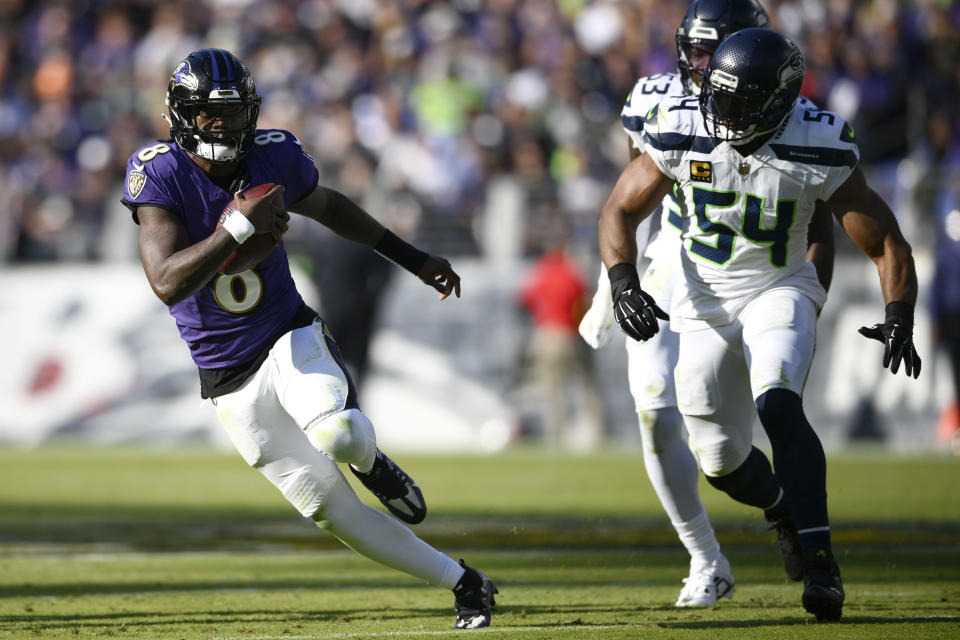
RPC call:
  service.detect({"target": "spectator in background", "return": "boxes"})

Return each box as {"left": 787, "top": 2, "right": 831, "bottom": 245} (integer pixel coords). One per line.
{"left": 289, "top": 146, "right": 394, "bottom": 388}
{"left": 931, "top": 194, "right": 960, "bottom": 451}
{"left": 0, "top": 0, "right": 955, "bottom": 268}
{"left": 518, "top": 225, "right": 603, "bottom": 449}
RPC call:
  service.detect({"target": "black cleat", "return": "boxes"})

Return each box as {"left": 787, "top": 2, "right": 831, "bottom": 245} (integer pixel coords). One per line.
{"left": 802, "top": 549, "right": 844, "bottom": 622}
{"left": 767, "top": 513, "right": 804, "bottom": 581}
{"left": 350, "top": 450, "right": 426, "bottom": 524}
{"left": 453, "top": 559, "right": 498, "bottom": 629}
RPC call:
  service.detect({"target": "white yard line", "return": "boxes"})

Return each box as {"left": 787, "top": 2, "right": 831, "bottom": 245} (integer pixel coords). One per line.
{"left": 210, "top": 625, "right": 640, "bottom": 640}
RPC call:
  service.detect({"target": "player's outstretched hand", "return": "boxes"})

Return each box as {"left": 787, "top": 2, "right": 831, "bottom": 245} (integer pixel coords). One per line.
{"left": 614, "top": 287, "right": 669, "bottom": 342}
{"left": 418, "top": 255, "right": 461, "bottom": 300}
{"left": 858, "top": 301, "right": 921, "bottom": 378}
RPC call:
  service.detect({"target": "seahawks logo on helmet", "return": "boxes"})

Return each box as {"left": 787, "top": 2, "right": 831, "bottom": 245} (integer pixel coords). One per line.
{"left": 171, "top": 61, "right": 199, "bottom": 91}
{"left": 778, "top": 51, "right": 804, "bottom": 88}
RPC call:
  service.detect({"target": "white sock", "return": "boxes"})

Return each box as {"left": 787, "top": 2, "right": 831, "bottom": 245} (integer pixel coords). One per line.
{"left": 638, "top": 407, "right": 721, "bottom": 563}
{"left": 314, "top": 473, "right": 464, "bottom": 588}
{"left": 675, "top": 510, "right": 722, "bottom": 567}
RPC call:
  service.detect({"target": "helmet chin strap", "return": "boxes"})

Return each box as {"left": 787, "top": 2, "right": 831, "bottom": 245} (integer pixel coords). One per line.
{"left": 729, "top": 125, "right": 767, "bottom": 146}
{"left": 192, "top": 136, "right": 240, "bottom": 162}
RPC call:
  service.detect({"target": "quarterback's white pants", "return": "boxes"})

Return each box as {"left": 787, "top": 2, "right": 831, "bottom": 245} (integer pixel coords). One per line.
{"left": 215, "top": 320, "right": 377, "bottom": 511}
{"left": 676, "top": 288, "right": 818, "bottom": 476}
{"left": 212, "top": 320, "right": 462, "bottom": 589}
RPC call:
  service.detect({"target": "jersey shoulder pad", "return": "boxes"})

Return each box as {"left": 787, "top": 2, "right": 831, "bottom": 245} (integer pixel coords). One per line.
{"left": 643, "top": 94, "right": 701, "bottom": 140}
{"left": 124, "top": 141, "right": 179, "bottom": 202}
{"left": 641, "top": 94, "right": 717, "bottom": 174}
{"left": 251, "top": 128, "right": 314, "bottom": 163}
{"left": 771, "top": 105, "right": 858, "bottom": 169}
{"left": 622, "top": 73, "right": 683, "bottom": 116}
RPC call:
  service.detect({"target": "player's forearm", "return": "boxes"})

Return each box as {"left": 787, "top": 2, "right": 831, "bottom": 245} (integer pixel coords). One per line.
{"left": 304, "top": 186, "right": 386, "bottom": 246}
{"left": 600, "top": 153, "right": 673, "bottom": 269}
{"left": 875, "top": 237, "right": 918, "bottom": 306}
{"left": 599, "top": 203, "right": 640, "bottom": 269}
{"left": 144, "top": 231, "right": 238, "bottom": 305}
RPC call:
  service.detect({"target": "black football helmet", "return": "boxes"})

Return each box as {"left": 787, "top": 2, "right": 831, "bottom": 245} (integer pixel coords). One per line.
{"left": 166, "top": 49, "right": 260, "bottom": 163}
{"left": 675, "top": 0, "right": 770, "bottom": 95}
{"left": 699, "top": 28, "right": 804, "bottom": 144}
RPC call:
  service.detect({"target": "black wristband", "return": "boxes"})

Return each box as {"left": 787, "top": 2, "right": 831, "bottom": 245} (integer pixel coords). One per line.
{"left": 374, "top": 230, "right": 429, "bottom": 276}
{"left": 608, "top": 262, "right": 641, "bottom": 302}
{"left": 885, "top": 301, "right": 914, "bottom": 328}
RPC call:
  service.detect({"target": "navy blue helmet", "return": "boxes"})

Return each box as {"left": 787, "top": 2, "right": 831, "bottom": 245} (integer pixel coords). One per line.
{"left": 699, "top": 28, "right": 804, "bottom": 144}
{"left": 675, "top": 0, "right": 770, "bottom": 95}
{"left": 166, "top": 49, "right": 261, "bottom": 163}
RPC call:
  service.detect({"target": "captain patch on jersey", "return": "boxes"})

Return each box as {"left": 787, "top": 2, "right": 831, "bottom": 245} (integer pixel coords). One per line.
{"left": 690, "top": 160, "right": 712, "bottom": 183}
{"left": 641, "top": 94, "right": 859, "bottom": 330}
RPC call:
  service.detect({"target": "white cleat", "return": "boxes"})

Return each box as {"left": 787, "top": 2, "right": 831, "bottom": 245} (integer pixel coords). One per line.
{"left": 675, "top": 555, "right": 735, "bottom": 608}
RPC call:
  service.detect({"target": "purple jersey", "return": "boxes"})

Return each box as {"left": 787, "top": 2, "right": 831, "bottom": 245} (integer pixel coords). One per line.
{"left": 122, "top": 129, "right": 318, "bottom": 369}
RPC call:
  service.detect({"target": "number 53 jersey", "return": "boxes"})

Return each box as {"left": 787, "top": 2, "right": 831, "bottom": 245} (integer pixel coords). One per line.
{"left": 642, "top": 95, "right": 858, "bottom": 331}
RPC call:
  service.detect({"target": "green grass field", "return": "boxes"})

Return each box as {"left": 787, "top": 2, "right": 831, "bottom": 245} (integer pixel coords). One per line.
{"left": 1, "top": 447, "right": 958, "bottom": 639}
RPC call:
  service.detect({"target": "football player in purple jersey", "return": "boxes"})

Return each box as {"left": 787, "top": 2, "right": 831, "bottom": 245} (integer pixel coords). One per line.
{"left": 122, "top": 49, "right": 495, "bottom": 630}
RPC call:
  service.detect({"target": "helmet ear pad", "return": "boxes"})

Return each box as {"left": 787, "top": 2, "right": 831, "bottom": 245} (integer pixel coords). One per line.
{"left": 165, "top": 49, "right": 261, "bottom": 163}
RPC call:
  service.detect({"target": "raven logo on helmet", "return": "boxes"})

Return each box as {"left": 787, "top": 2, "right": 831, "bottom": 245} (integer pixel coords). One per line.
{"left": 171, "top": 61, "right": 199, "bottom": 91}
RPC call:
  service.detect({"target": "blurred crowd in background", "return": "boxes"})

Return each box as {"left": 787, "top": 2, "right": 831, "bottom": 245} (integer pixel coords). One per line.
{"left": 0, "top": 0, "right": 958, "bottom": 448}
{"left": 1, "top": 0, "right": 958, "bottom": 262}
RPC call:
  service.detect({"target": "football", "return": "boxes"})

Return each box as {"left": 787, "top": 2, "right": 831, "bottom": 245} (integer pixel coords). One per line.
{"left": 217, "top": 183, "right": 282, "bottom": 275}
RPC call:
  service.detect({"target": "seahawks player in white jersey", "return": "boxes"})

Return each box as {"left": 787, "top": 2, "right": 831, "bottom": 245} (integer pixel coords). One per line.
{"left": 598, "top": 28, "right": 921, "bottom": 623}
{"left": 579, "top": 0, "right": 833, "bottom": 608}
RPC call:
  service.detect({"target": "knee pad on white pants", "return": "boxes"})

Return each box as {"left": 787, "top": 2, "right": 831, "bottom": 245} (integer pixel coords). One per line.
{"left": 637, "top": 407, "right": 685, "bottom": 455}
{"left": 304, "top": 408, "right": 377, "bottom": 471}
{"left": 214, "top": 370, "right": 344, "bottom": 518}
{"left": 675, "top": 324, "right": 757, "bottom": 477}
{"left": 270, "top": 462, "right": 337, "bottom": 517}
{"left": 219, "top": 413, "right": 343, "bottom": 518}
{"left": 682, "top": 413, "right": 753, "bottom": 477}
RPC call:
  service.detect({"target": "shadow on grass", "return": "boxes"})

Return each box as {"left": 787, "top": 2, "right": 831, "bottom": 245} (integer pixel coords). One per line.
{"left": 658, "top": 615, "right": 960, "bottom": 629}
{"left": 4, "top": 508, "right": 960, "bottom": 552}
{"left": 1, "top": 606, "right": 463, "bottom": 629}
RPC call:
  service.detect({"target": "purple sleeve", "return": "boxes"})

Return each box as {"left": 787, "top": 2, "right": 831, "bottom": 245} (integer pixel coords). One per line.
{"left": 264, "top": 131, "right": 319, "bottom": 207}
{"left": 121, "top": 144, "right": 179, "bottom": 223}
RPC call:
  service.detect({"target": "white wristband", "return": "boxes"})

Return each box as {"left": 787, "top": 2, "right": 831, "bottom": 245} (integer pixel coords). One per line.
{"left": 221, "top": 207, "right": 255, "bottom": 244}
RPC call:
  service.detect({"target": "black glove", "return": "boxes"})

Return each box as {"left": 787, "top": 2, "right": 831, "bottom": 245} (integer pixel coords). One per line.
{"left": 858, "top": 301, "right": 921, "bottom": 379}
{"left": 608, "top": 262, "right": 669, "bottom": 342}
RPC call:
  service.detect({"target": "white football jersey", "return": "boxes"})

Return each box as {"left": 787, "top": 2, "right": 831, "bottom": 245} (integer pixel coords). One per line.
{"left": 643, "top": 96, "right": 857, "bottom": 331}
{"left": 621, "top": 73, "right": 686, "bottom": 264}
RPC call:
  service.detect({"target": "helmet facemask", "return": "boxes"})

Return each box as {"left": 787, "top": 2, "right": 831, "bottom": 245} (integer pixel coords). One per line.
{"left": 168, "top": 93, "right": 260, "bottom": 163}
{"left": 165, "top": 50, "right": 261, "bottom": 164}
{"left": 676, "top": 33, "right": 719, "bottom": 95}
